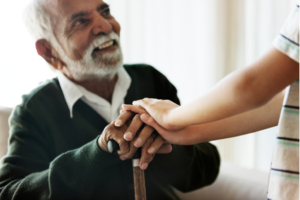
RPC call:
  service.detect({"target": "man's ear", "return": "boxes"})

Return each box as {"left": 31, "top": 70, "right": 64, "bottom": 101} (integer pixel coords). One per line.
{"left": 36, "top": 39, "right": 53, "bottom": 63}
{"left": 35, "top": 39, "right": 64, "bottom": 70}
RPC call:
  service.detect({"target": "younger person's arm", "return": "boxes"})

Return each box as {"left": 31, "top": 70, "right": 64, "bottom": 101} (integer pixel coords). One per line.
{"left": 124, "top": 47, "right": 298, "bottom": 130}
{"left": 140, "top": 90, "right": 284, "bottom": 146}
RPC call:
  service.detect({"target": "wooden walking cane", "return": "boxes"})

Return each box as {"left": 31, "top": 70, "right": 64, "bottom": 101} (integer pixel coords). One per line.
{"left": 108, "top": 139, "right": 147, "bottom": 200}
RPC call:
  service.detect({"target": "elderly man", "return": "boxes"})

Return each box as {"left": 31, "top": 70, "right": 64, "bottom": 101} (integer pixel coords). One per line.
{"left": 0, "top": 0, "right": 220, "bottom": 199}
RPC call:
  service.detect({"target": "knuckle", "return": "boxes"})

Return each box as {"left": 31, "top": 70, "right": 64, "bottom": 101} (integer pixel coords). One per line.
{"left": 147, "top": 137, "right": 154, "bottom": 143}
{"left": 119, "top": 139, "right": 127, "bottom": 147}
{"left": 122, "top": 110, "right": 129, "bottom": 115}
{"left": 105, "top": 124, "right": 114, "bottom": 134}
{"left": 118, "top": 112, "right": 127, "bottom": 120}
{"left": 145, "top": 154, "right": 154, "bottom": 162}
{"left": 128, "top": 124, "right": 137, "bottom": 132}
{"left": 133, "top": 114, "right": 141, "bottom": 121}
{"left": 126, "top": 110, "right": 134, "bottom": 116}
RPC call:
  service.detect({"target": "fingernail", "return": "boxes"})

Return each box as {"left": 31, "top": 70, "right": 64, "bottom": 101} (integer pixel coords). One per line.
{"left": 141, "top": 114, "right": 148, "bottom": 121}
{"left": 141, "top": 163, "right": 148, "bottom": 170}
{"left": 135, "top": 138, "right": 143, "bottom": 147}
{"left": 124, "top": 132, "right": 133, "bottom": 140}
{"left": 115, "top": 120, "right": 122, "bottom": 127}
{"left": 148, "top": 147, "right": 155, "bottom": 154}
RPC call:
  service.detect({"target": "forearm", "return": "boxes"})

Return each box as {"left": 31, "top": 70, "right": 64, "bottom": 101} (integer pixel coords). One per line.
{"left": 172, "top": 71, "right": 249, "bottom": 127}
{"left": 0, "top": 138, "right": 121, "bottom": 200}
{"left": 183, "top": 90, "right": 284, "bottom": 144}
{"left": 171, "top": 48, "right": 298, "bottom": 127}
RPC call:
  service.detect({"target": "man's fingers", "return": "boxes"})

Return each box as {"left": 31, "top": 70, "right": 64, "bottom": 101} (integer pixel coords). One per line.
{"left": 147, "top": 135, "right": 165, "bottom": 154}
{"left": 140, "top": 114, "right": 165, "bottom": 134}
{"left": 122, "top": 104, "right": 148, "bottom": 115}
{"left": 119, "top": 140, "right": 138, "bottom": 161}
{"left": 156, "top": 143, "right": 173, "bottom": 154}
{"left": 106, "top": 125, "right": 130, "bottom": 155}
{"left": 116, "top": 138, "right": 130, "bottom": 155}
{"left": 139, "top": 136, "right": 155, "bottom": 170}
{"left": 99, "top": 124, "right": 130, "bottom": 155}
{"left": 133, "top": 125, "right": 154, "bottom": 147}
{"left": 123, "top": 114, "right": 143, "bottom": 141}
{"left": 115, "top": 110, "right": 134, "bottom": 127}
{"left": 140, "top": 114, "right": 178, "bottom": 145}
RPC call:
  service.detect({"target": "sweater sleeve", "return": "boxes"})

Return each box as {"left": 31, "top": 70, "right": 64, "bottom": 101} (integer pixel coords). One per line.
{"left": 0, "top": 105, "right": 121, "bottom": 200}
{"left": 147, "top": 66, "right": 220, "bottom": 192}
{"left": 149, "top": 143, "right": 220, "bottom": 192}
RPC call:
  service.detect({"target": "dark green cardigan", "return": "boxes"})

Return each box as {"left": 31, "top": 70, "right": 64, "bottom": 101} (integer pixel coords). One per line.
{"left": 0, "top": 64, "right": 220, "bottom": 200}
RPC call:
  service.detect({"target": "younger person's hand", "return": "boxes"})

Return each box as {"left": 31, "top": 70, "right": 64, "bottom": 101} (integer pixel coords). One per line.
{"left": 122, "top": 98, "right": 185, "bottom": 131}
{"left": 139, "top": 113, "right": 193, "bottom": 145}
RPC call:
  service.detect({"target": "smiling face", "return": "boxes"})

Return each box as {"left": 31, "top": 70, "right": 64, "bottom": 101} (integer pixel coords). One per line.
{"left": 47, "top": 0, "right": 123, "bottom": 81}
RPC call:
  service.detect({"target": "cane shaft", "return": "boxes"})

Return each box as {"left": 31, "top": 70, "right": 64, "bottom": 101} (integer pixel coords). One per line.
{"left": 132, "top": 159, "right": 147, "bottom": 200}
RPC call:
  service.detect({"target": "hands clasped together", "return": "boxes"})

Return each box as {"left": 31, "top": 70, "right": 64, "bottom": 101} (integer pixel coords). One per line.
{"left": 121, "top": 98, "right": 190, "bottom": 145}
{"left": 98, "top": 109, "right": 172, "bottom": 170}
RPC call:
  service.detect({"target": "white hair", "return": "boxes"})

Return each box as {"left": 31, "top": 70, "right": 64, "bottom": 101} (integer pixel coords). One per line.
{"left": 23, "top": 0, "right": 50, "bottom": 41}
{"left": 23, "top": 0, "right": 61, "bottom": 54}
{"left": 23, "top": 0, "right": 123, "bottom": 81}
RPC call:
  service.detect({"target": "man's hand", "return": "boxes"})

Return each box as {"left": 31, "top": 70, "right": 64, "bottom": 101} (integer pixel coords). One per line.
{"left": 99, "top": 121, "right": 130, "bottom": 155}
{"left": 98, "top": 110, "right": 172, "bottom": 170}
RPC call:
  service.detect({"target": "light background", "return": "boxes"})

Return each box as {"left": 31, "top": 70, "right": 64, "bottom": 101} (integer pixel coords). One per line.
{"left": 0, "top": 0, "right": 297, "bottom": 172}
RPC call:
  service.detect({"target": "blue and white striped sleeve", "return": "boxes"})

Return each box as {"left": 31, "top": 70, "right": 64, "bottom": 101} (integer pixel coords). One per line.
{"left": 273, "top": 5, "right": 299, "bottom": 63}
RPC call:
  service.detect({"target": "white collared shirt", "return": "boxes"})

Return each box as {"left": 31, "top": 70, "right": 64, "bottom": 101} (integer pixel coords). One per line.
{"left": 57, "top": 67, "right": 131, "bottom": 123}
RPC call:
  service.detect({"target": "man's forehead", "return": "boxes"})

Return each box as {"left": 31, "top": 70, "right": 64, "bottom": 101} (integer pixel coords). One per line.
{"left": 46, "top": 0, "right": 107, "bottom": 21}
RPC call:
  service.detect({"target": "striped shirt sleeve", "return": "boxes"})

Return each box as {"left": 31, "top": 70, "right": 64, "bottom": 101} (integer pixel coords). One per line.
{"left": 273, "top": 5, "right": 299, "bottom": 63}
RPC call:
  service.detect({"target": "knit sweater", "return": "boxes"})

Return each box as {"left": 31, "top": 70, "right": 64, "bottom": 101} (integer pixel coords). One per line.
{"left": 0, "top": 64, "right": 220, "bottom": 200}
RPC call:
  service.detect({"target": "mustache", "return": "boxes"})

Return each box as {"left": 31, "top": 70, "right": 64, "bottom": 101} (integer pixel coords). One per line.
{"left": 85, "top": 31, "right": 120, "bottom": 56}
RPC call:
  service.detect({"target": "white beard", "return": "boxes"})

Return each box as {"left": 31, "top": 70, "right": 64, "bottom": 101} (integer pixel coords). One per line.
{"left": 55, "top": 31, "right": 123, "bottom": 81}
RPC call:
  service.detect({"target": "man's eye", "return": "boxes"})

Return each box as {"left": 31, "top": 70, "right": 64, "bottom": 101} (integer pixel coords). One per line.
{"left": 103, "top": 9, "right": 111, "bottom": 15}
{"left": 74, "top": 19, "right": 85, "bottom": 26}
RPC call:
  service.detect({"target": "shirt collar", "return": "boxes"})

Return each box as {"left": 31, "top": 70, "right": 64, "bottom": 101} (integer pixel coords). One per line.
{"left": 57, "top": 71, "right": 82, "bottom": 118}
{"left": 57, "top": 67, "right": 131, "bottom": 118}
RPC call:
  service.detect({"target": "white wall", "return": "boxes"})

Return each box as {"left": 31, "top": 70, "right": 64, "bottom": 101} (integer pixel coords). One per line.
{"left": 0, "top": 1, "right": 55, "bottom": 107}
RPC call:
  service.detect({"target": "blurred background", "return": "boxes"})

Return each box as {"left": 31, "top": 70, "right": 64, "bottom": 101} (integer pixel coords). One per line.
{"left": 0, "top": 0, "right": 297, "bottom": 172}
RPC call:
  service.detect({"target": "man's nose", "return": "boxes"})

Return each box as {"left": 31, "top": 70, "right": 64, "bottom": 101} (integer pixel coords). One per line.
{"left": 92, "top": 15, "right": 112, "bottom": 36}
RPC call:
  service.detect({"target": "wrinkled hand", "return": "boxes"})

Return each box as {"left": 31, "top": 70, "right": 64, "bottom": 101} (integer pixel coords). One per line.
{"left": 122, "top": 98, "right": 184, "bottom": 131}
{"left": 98, "top": 110, "right": 172, "bottom": 170}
